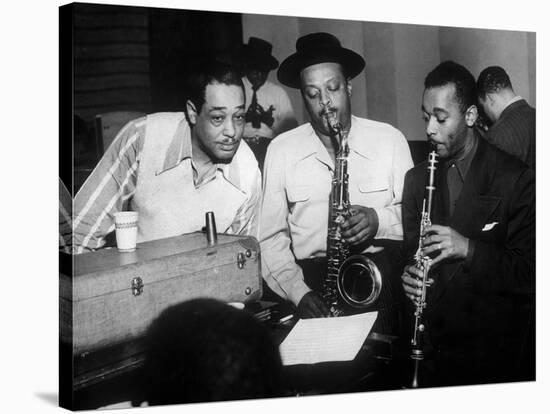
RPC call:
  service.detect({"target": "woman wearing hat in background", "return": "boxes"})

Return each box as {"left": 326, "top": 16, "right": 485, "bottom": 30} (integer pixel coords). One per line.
{"left": 259, "top": 33, "right": 413, "bottom": 325}
{"left": 241, "top": 37, "right": 298, "bottom": 170}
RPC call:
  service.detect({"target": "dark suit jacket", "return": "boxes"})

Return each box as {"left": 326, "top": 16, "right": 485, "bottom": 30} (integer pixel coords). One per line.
{"left": 402, "top": 138, "right": 535, "bottom": 384}
{"left": 486, "top": 99, "right": 536, "bottom": 169}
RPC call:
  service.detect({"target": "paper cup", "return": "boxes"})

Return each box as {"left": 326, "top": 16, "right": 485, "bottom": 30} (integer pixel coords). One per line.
{"left": 114, "top": 211, "right": 139, "bottom": 252}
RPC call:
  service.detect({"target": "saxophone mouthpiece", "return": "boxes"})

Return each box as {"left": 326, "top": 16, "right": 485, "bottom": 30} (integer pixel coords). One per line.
{"left": 321, "top": 108, "right": 342, "bottom": 132}
{"left": 331, "top": 122, "right": 343, "bottom": 134}
{"left": 328, "top": 118, "right": 343, "bottom": 135}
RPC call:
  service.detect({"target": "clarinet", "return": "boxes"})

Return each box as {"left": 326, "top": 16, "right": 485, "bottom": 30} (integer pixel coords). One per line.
{"left": 410, "top": 150, "right": 438, "bottom": 388}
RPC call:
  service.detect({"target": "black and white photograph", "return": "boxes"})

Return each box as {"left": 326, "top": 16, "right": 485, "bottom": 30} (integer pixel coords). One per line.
{"left": 1, "top": 0, "right": 547, "bottom": 413}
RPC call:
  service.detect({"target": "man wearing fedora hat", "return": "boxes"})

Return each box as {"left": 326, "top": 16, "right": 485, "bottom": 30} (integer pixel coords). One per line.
{"left": 241, "top": 37, "right": 297, "bottom": 170}
{"left": 259, "top": 32, "right": 413, "bottom": 320}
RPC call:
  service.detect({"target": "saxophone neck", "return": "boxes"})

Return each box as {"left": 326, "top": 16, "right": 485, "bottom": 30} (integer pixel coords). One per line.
{"left": 322, "top": 112, "right": 349, "bottom": 153}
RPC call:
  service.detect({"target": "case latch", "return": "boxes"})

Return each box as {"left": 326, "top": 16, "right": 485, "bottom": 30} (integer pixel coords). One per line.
{"left": 131, "top": 277, "right": 144, "bottom": 296}
{"left": 237, "top": 252, "right": 246, "bottom": 269}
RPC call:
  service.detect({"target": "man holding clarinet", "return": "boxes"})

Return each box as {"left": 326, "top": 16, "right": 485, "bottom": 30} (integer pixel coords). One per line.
{"left": 400, "top": 61, "right": 535, "bottom": 386}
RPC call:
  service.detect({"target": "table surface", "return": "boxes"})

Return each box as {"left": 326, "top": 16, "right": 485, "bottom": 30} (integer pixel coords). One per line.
{"left": 70, "top": 305, "right": 403, "bottom": 410}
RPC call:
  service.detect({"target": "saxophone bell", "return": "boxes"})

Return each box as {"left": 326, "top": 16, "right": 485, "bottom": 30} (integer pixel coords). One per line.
{"left": 337, "top": 255, "right": 383, "bottom": 308}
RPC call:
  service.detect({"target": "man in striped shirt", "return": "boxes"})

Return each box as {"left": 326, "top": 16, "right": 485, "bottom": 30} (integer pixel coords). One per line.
{"left": 59, "top": 177, "right": 72, "bottom": 254}
{"left": 72, "top": 62, "right": 262, "bottom": 254}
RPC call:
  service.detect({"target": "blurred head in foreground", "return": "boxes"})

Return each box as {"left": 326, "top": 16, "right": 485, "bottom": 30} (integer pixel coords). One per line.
{"left": 144, "top": 298, "right": 283, "bottom": 405}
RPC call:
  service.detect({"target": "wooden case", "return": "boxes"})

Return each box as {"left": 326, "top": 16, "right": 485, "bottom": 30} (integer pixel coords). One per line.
{"left": 60, "top": 232, "right": 261, "bottom": 395}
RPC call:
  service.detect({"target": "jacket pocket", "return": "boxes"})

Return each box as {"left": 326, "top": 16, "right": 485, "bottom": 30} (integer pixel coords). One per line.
{"left": 286, "top": 185, "right": 310, "bottom": 203}
{"left": 355, "top": 181, "right": 391, "bottom": 207}
{"left": 358, "top": 183, "right": 389, "bottom": 193}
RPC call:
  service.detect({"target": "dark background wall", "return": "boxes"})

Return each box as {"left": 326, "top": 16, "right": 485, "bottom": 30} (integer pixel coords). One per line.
{"left": 148, "top": 7, "right": 242, "bottom": 111}
{"left": 65, "top": 3, "right": 536, "bottom": 192}
{"left": 73, "top": 3, "right": 242, "bottom": 124}
{"left": 243, "top": 15, "right": 536, "bottom": 142}
{"left": 71, "top": 3, "right": 537, "bottom": 146}
{"left": 73, "top": 3, "right": 152, "bottom": 122}
{"left": 69, "top": 3, "right": 243, "bottom": 192}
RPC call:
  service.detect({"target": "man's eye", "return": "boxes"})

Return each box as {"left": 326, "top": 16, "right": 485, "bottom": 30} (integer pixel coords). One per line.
{"left": 306, "top": 90, "right": 319, "bottom": 99}
{"left": 437, "top": 118, "right": 446, "bottom": 124}
{"left": 211, "top": 115, "right": 224, "bottom": 123}
{"left": 421, "top": 114, "right": 429, "bottom": 122}
{"left": 328, "top": 85, "right": 340, "bottom": 92}
{"left": 234, "top": 114, "right": 245, "bottom": 122}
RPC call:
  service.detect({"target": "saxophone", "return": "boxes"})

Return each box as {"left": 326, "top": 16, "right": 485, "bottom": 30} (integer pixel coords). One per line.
{"left": 322, "top": 114, "right": 382, "bottom": 317}
{"left": 410, "top": 150, "right": 438, "bottom": 388}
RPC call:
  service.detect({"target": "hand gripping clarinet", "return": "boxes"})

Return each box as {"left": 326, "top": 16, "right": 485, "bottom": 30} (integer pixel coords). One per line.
{"left": 410, "top": 150, "right": 438, "bottom": 388}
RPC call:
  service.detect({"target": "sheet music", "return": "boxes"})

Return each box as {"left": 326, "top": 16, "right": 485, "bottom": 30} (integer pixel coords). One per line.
{"left": 279, "top": 311, "right": 378, "bottom": 366}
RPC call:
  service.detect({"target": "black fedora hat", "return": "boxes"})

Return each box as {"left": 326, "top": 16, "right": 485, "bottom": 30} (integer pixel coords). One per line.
{"left": 277, "top": 32, "right": 365, "bottom": 89}
{"left": 241, "top": 37, "right": 279, "bottom": 71}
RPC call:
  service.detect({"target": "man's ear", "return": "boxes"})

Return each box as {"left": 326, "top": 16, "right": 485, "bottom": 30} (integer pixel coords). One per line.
{"left": 186, "top": 100, "right": 198, "bottom": 126}
{"left": 487, "top": 92, "right": 498, "bottom": 106}
{"left": 464, "top": 104, "right": 479, "bottom": 127}
{"left": 346, "top": 79, "right": 352, "bottom": 97}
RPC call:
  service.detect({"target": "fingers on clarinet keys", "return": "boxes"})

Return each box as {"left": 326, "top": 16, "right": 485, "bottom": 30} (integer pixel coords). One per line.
{"left": 401, "top": 279, "right": 420, "bottom": 302}
{"left": 421, "top": 241, "right": 442, "bottom": 256}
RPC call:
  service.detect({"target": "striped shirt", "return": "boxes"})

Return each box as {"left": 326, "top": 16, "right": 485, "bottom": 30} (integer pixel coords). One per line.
{"left": 59, "top": 177, "right": 72, "bottom": 254}
{"left": 72, "top": 113, "right": 261, "bottom": 254}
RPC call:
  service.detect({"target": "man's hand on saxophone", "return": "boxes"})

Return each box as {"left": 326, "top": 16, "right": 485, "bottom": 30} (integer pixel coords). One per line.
{"left": 297, "top": 291, "right": 331, "bottom": 319}
{"left": 340, "top": 205, "right": 379, "bottom": 245}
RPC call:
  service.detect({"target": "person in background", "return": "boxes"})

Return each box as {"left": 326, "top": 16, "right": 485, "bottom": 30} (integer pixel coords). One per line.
{"left": 401, "top": 61, "right": 535, "bottom": 386}
{"left": 260, "top": 32, "right": 413, "bottom": 323}
{"left": 241, "top": 37, "right": 298, "bottom": 170}
{"left": 72, "top": 60, "right": 261, "bottom": 254}
{"left": 477, "top": 65, "right": 535, "bottom": 169}
{"left": 144, "top": 298, "right": 284, "bottom": 404}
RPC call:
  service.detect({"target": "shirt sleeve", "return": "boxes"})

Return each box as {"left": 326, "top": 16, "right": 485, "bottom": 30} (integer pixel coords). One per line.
{"left": 374, "top": 129, "right": 414, "bottom": 240}
{"left": 72, "top": 120, "right": 144, "bottom": 254}
{"left": 59, "top": 178, "right": 73, "bottom": 254}
{"left": 259, "top": 145, "right": 311, "bottom": 306}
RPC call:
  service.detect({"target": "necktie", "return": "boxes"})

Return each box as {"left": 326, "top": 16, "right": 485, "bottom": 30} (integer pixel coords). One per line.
{"left": 447, "top": 161, "right": 463, "bottom": 217}
{"left": 246, "top": 88, "right": 261, "bottom": 129}
{"left": 245, "top": 87, "right": 275, "bottom": 129}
